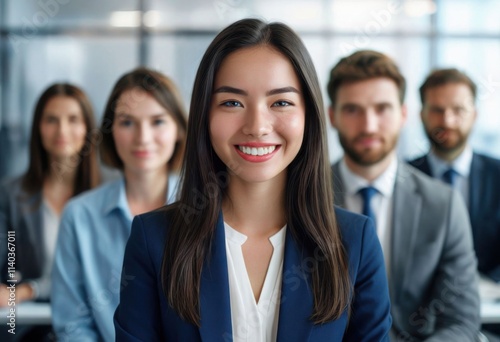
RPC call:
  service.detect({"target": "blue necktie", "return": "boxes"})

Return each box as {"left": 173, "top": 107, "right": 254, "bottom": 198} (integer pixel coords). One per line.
{"left": 442, "top": 168, "right": 458, "bottom": 186}
{"left": 358, "top": 186, "right": 378, "bottom": 227}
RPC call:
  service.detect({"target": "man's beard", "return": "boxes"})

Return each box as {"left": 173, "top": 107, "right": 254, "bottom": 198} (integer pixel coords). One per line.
{"left": 338, "top": 132, "right": 399, "bottom": 166}
{"left": 425, "top": 126, "right": 468, "bottom": 155}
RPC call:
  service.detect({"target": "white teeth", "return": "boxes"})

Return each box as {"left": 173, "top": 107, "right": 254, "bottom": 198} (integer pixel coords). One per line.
{"left": 238, "top": 145, "right": 276, "bottom": 156}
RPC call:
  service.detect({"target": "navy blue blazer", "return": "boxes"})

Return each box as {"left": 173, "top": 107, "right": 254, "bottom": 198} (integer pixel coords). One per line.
{"left": 114, "top": 206, "right": 391, "bottom": 341}
{"left": 410, "top": 153, "right": 500, "bottom": 281}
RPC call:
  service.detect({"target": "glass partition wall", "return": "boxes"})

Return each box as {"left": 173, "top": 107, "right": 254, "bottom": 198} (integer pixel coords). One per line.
{"left": 1, "top": 0, "right": 499, "bottom": 179}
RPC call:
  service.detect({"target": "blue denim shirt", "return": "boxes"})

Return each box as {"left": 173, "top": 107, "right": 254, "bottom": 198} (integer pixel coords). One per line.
{"left": 51, "top": 175, "right": 179, "bottom": 342}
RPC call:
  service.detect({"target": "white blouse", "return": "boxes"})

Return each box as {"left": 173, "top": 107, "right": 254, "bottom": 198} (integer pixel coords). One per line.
{"left": 38, "top": 200, "right": 60, "bottom": 298}
{"left": 224, "top": 222, "right": 287, "bottom": 342}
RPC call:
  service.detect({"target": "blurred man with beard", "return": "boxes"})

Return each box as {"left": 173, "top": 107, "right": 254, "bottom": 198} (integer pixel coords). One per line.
{"left": 411, "top": 70, "right": 500, "bottom": 340}
{"left": 410, "top": 69, "right": 500, "bottom": 286}
{"left": 327, "top": 50, "right": 480, "bottom": 341}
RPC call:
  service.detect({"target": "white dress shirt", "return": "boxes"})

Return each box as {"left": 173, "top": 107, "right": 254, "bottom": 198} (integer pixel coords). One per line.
{"left": 224, "top": 222, "right": 286, "bottom": 342}
{"left": 339, "top": 157, "right": 398, "bottom": 273}
{"left": 32, "top": 200, "right": 61, "bottom": 299}
{"left": 428, "top": 145, "right": 472, "bottom": 207}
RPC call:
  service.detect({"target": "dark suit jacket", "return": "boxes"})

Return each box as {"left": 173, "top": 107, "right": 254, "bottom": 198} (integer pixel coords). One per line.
{"left": 410, "top": 153, "right": 500, "bottom": 282}
{"left": 114, "top": 207, "right": 392, "bottom": 341}
{"left": 332, "top": 161, "right": 480, "bottom": 341}
{"left": 0, "top": 177, "right": 47, "bottom": 287}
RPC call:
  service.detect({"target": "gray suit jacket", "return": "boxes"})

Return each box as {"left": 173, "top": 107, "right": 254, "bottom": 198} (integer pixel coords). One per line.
{"left": 410, "top": 153, "right": 500, "bottom": 282}
{"left": 0, "top": 176, "right": 49, "bottom": 299}
{"left": 332, "top": 161, "right": 480, "bottom": 341}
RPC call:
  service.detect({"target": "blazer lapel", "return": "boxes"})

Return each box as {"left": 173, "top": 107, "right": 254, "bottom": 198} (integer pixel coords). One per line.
{"left": 331, "top": 162, "right": 346, "bottom": 208}
{"left": 277, "top": 229, "right": 314, "bottom": 342}
{"left": 390, "top": 164, "right": 422, "bottom": 303}
{"left": 18, "top": 191, "right": 45, "bottom": 269}
{"left": 199, "top": 213, "right": 233, "bottom": 341}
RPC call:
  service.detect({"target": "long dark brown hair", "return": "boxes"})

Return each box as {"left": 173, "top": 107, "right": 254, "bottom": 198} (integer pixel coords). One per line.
{"left": 162, "top": 18, "right": 351, "bottom": 326}
{"left": 99, "top": 67, "right": 187, "bottom": 172}
{"left": 22, "top": 83, "right": 100, "bottom": 196}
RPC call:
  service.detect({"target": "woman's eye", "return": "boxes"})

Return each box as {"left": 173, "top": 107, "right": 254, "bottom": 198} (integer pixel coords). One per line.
{"left": 118, "top": 120, "right": 133, "bottom": 127}
{"left": 45, "top": 116, "right": 57, "bottom": 123}
{"left": 272, "top": 101, "right": 291, "bottom": 107}
{"left": 69, "top": 116, "right": 81, "bottom": 124}
{"left": 153, "top": 119, "right": 165, "bottom": 126}
{"left": 221, "top": 101, "right": 242, "bottom": 107}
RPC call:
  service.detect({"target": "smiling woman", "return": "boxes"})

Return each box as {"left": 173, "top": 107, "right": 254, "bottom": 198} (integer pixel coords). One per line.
{"left": 50, "top": 68, "right": 188, "bottom": 342}
{"left": 40, "top": 96, "right": 88, "bottom": 162}
{"left": 112, "top": 90, "right": 180, "bottom": 177}
{"left": 0, "top": 83, "right": 100, "bottom": 339}
{"left": 209, "top": 45, "right": 305, "bottom": 185}
{"left": 114, "top": 18, "right": 392, "bottom": 342}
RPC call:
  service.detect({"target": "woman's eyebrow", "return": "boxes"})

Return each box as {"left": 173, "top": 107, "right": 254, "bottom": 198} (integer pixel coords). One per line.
{"left": 266, "top": 86, "right": 300, "bottom": 96}
{"left": 213, "top": 86, "right": 300, "bottom": 96}
{"left": 213, "top": 86, "right": 247, "bottom": 95}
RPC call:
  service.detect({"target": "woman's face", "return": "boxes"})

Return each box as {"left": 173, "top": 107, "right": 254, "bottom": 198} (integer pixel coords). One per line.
{"left": 209, "top": 45, "right": 306, "bottom": 186}
{"left": 112, "top": 89, "right": 179, "bottom": 175}
{"left": 40, "top": 95, "right": 87, "bottom": 161}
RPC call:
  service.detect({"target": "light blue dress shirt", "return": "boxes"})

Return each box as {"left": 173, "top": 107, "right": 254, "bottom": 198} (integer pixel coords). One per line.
{"left": 51, "top": 175, "right": 179, "bottom": 342}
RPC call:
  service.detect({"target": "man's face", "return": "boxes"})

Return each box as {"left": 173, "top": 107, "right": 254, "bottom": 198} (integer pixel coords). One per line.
{"left": 329, "top": 77, "right": 407, "bottom": 166}
{"left": 421, "top": 83, "right": 476, "bottom": 155}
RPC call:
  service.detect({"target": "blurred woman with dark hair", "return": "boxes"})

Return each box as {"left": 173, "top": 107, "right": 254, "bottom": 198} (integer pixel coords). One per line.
{"left": 0, "top": 83, "right": 100, "bottom": 339}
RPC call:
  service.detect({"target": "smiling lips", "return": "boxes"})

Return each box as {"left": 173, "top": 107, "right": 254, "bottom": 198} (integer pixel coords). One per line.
{"left": 54, "top": 139, "right": 69, "bottom": 146}
{"left": 238, "top": 145, "right": 276, "bottom": 156}
{"left": 133, "top": 150, "right": 151, "bottom": 158}
{"left": 235, "top": 144, "right": 280, "bottom": 162}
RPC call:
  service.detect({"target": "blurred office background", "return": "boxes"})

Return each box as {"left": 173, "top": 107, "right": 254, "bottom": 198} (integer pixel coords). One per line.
{"left": 1, "top": 0, "right": 499, "bottom": 180}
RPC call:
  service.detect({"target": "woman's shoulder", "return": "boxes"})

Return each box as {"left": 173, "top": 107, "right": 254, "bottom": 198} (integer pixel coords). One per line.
{"left": 334, "top": 206, "right": 370, "bottom": 236}
{"left": 133, "top": 204, "right": 179, "bottom": 236}
{"left": 334, "top": 206, "right": 368, "bottom": 228}
{"left": 135, "top": 206, "right": 173, "bottom": 232}
{"left": 128, "top": 206, "right": 177, "bottom": 261}
{"left": 334, "top": 206, "right": 377, "bottom": 254}
{"left": 0, "top": 175, "right": 40, "bottom": 207}
{"left": 64, "top": 178, "right": 123, "bottom": 212}
{"left": 0, "top": 175, "right": 26, "bottom": 196}
{"left": 0, "top": 174, "right": 22, "bottom": 186}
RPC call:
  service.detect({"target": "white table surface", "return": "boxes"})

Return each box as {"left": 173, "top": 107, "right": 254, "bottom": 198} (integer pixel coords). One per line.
{"left": 0, "top": 281, "right": 499, "bottom": 326}
{"left": 0, "top": 302, "right": 51, "bottom": 325}
{"left": 479, "top": 275, "right": 500, "bottom": 324}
